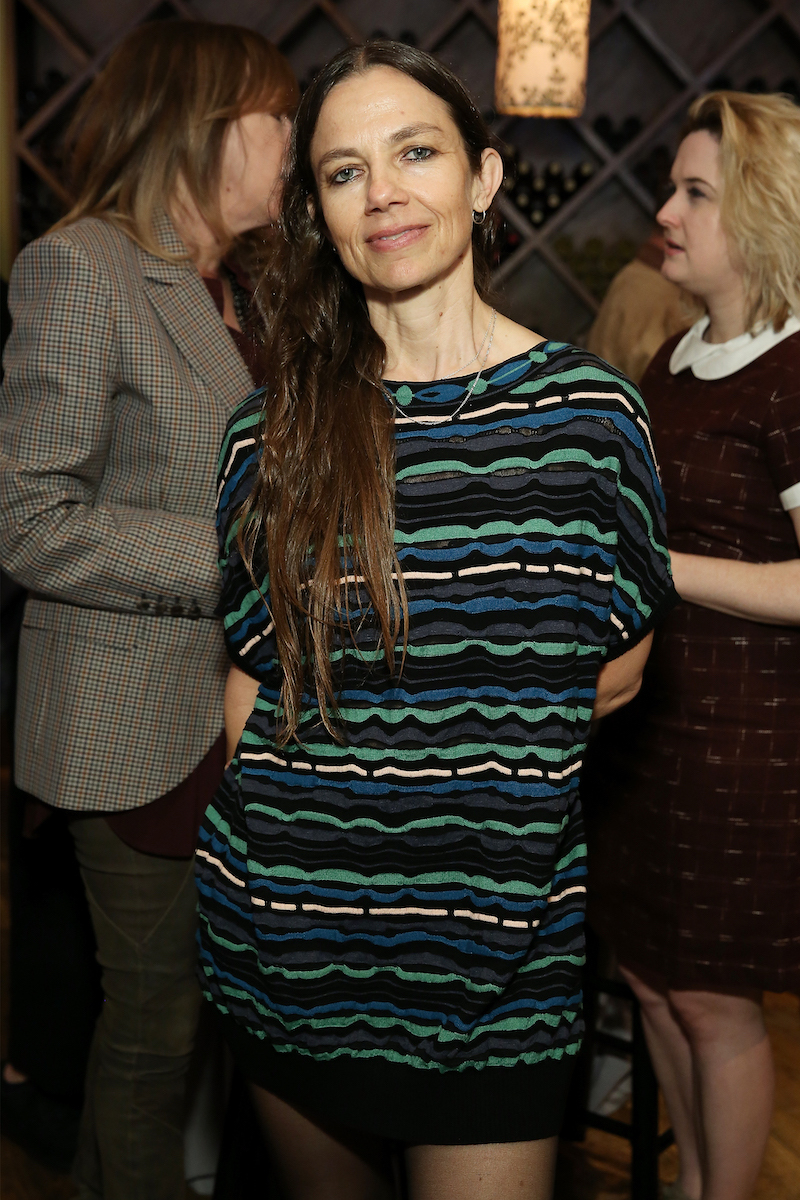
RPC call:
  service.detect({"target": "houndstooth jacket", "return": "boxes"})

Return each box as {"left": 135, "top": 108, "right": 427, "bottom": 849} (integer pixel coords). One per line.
{"left": 0, "top": 212, "right": 254, "bottom": 811}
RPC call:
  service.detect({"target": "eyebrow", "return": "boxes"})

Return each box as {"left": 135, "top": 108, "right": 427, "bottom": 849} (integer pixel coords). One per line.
{"left": 315, "top": 123, "right": 446, "bottom": 171}
{"left": 680, "top": 175, "right": 716, "bottom": 190}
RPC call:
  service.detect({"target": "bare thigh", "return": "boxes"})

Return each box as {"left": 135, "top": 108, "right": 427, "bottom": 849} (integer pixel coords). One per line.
{"left": 405, "top": 1138, "right": 558, "bottom": 1200}
{"left": 248, "top": 1083, "right": 396, "bottom": 1200}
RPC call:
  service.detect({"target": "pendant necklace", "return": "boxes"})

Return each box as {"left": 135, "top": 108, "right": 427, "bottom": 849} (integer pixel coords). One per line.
{"left": 388, "top": 308, "right": 497, "bottom": 426}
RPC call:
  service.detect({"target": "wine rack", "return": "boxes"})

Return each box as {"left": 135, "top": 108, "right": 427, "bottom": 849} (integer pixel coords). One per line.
{"left": 7, "top": 0, "right": 800, "bottom": 344}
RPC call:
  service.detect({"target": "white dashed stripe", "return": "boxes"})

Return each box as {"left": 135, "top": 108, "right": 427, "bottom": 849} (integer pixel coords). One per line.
{"left": 374, "top": 767, "right": 453, "bottom": 779}
{"left": 462, "top": 401, "right": 529, "bottom": 419}
{"left": 368, "top": 907, "right": 449, "bottom": 917}
{"left": 302, "top": 903, "right": 365, "bottom": 915}
{"left": 240, "top": 751, "right": 287, "bottom": 766}
{"left": 458, "top": 562, "right": 522, "bottom": 576}
{"left": 456, "top": 761, "right": 513, "bottom": 776}
{"left": 554, "top": 563, "right": 593, "bottom": 576}
{"left": 548, "top": 885, "right": 587, "bottom": 904}
{"left": 196, "top": 848, "right": 244, "bottom": 888}
{"left": 454, "top": 909, "right": 499, "bottom": 924}
{"left": 219, "top": 436, "right": 256, "bottom": 501}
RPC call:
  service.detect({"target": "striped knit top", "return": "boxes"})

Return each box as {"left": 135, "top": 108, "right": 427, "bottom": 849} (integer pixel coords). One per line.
{"left": 196, "top": 341, "right": 675, "bottom": 1074}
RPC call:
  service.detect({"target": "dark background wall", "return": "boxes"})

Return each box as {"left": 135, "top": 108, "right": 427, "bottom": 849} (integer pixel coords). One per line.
{"left": 10, "top": 0, "right": 800, "bottom": 343}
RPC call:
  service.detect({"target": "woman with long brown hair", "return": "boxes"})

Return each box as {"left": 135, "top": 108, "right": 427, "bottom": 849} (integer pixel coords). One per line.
{"left": 196, "top": 40, "right": 675, "bottom": 1200}
{"left": 0, "top": 20, "right": 297, "bottom": 1196}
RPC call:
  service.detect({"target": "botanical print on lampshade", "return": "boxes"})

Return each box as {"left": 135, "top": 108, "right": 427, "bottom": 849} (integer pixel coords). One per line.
{"left": 495, "top": 0, "right": 591, "bottom": 118}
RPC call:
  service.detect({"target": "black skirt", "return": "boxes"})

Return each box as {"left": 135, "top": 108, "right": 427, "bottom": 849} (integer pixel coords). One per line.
{"left": 216, "top": 1006, "right": 576, "bottom": 1145}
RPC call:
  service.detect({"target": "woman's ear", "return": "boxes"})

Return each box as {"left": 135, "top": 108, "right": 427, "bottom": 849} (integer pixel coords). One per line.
{"left": 473, "top": 147, "right": 504, "bottom": 215}
{"left": 306, "top": 194, "right": 316, "bottom": 220}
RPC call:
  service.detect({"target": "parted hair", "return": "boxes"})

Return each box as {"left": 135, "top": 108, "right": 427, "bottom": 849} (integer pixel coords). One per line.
{"left": 240, "top": 40, "right": 499, "bottom": 744}
{"left": 683, "top": 91, "right": 800, "bottom": 333}
{"left": 52, "top": 20, "right": 298, "bottom": 263}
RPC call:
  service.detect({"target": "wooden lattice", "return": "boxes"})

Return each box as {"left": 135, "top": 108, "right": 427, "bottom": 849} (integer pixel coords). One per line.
{"left": 12, "top": 0, "right": 800, "bottom": 334}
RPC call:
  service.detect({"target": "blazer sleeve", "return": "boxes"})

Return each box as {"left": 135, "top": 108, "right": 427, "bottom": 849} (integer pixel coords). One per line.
{"left": 0, "top": 234, "right": 220, "bottom": 617}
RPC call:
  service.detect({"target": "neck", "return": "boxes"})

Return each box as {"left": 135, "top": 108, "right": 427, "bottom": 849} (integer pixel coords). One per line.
{"left": 703, "top": 279, "right": 749, "bottom": 344}
{"left": 367, "top": 256, "right": 493, "bottom": 381}
{"left": 167, "top": 185, "right": 224, "bottom": 277}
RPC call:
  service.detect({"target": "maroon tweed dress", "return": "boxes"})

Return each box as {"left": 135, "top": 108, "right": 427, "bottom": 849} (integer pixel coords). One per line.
{"left": 584, "top": 328, "right": 800, "bottom": 993}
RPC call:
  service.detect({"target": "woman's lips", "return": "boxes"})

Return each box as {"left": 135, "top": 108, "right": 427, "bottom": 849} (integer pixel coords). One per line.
{"left": 366, "top": 225, "right": 428, "bottom": 252}
{"left": 664, "top": 239, "right": 684, "bottom": 255}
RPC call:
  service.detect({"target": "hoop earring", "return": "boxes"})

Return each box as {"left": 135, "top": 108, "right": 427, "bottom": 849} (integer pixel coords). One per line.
{"left": 472, "top": 209, "right": 487, "bottom": 225}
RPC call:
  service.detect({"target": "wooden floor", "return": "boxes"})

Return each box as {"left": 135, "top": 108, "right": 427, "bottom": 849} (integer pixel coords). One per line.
{"left": 2, "top": 761, "right": 799, "bottom": 1199}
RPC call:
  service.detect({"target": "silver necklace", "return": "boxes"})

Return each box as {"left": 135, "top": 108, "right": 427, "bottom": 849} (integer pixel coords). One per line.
{"left": 439, "top": 309, "right": 496, "bottom": 380}
{"left": 390, "top": 308, "right": 497, "bottom": 426}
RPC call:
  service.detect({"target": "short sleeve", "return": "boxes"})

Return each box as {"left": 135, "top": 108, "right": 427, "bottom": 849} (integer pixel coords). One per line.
{"left": 763, "top": 380, "right": 800, "bottom": 510}
{"left": 605, "top": 383, "right": 677, "bottom": 660}
{"left": 216, "top": 391, "right": 275, "bottom": 680}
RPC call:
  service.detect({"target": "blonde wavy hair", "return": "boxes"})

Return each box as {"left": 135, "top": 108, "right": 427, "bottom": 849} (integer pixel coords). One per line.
{"left": 52, "top": 20, "right": 298, "bottom": 264}
{"left": 683, "top": 91, "right": 800, "bottom": 333}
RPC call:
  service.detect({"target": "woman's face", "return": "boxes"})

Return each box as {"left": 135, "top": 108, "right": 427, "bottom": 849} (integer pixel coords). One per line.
{"left": 308, "top": 66, "right": 501, "bottom": 297}
{"left": 657, "top": 130, "right": 742, "bottom": 300}
{"left": 219, "top": 111, "right": 291, "bottom": 234}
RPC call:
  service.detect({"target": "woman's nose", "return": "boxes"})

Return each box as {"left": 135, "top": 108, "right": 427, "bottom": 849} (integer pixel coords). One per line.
{"left": 656, "top": 193, "right": 679, "bottom": 229}
{"left": 365, "top": 167, "right": 406, "bottom": 212}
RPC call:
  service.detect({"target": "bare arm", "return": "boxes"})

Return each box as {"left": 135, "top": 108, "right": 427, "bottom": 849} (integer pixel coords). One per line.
{"left": 593, "top": 632, "right": 653, "bottom": 721}
{"left": 669, "top": 510, "right": 800, "bottom": 626}
{"left": 224, "top": 664, "right": 261, "bottom": 764}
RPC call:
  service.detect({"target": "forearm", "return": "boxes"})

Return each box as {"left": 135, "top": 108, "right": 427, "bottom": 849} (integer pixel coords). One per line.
{"left": 1, "top": 235, "right": 221, "bottom": 617}
{"left": 224, "top": 664, "right": 261, "bottom": 763}
{"left": 670, "top": 551, "right": 800, "bottom": 625}
{"left": 593, "top": 632, "right": 652, "bottom": 720}
{"left": 0, "top": 496, "right": 220, "bottom": 617}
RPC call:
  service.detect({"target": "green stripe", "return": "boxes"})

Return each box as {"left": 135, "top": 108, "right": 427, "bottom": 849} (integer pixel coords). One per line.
{"left": 244, "top": 803, "right": 567, "bottom": 837}
{"left": 246, "top": 863, "right": 561, "bottom": 897}
{"left": 394, "top": 517, "right": 614, "bottom": 546}
{"left": 241, "top": 734, "right": 582, "bottom": 765}
{"left": 396, "top": 449, "right": 618, "bottom": 482}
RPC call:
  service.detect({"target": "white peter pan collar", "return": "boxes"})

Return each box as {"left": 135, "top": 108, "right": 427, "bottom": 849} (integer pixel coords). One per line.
{"left": 669, "top": 313, "right": 800, "bottom": 379}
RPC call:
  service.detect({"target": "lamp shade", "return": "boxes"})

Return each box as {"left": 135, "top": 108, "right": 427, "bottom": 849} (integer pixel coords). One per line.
{"left": 495, "top": 0, "right": 591, "bottom": 118}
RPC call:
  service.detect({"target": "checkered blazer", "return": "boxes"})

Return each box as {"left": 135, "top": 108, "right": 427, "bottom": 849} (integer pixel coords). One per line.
{"left": 0, "top": 213, "right": 254, "bottom": 810}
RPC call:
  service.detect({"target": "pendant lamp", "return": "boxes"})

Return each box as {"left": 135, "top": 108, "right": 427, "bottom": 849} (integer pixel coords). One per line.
{"left": 495, "top": 0, "right": 591, "bottom": 118}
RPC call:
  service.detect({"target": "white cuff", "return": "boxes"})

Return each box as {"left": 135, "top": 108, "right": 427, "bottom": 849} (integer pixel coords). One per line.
{"left": 779, "top": 480, "right": 800, "bottom": 511}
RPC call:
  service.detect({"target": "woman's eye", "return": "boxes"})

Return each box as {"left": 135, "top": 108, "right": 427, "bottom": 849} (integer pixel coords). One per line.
{"left": 331, "top": 166, "right": 359, "bottom": 185}
{"left": 687, "top": 186, "right": 707, "bottom": 200}
{"left": 405, "top": 146, "right": 434, "bottom": 163}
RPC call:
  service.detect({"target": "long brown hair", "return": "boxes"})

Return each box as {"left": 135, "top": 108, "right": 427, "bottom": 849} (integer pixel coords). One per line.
{"left": 241, "top": 40, "right": 499, "bottom": 744}
{"left": 682, "top": 91, "right": 800, "bottom": 333}
{"left": 52, "top": 20, "right": 298, "bottom": 265}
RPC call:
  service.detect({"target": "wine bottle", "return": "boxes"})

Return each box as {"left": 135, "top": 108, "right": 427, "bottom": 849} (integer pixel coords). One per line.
{"left": 545, "top": 161, "right": 564, "bottom": 188}
{"left": 593, "top": 115, "right": 615, "bottom": 148}
{"left": 619, "top": 116, "right": 642, "bottom": 146}
{"left": 545, "top": 188, "right": 562, "bottom": 215}
{"left": 573, "top": 161, "right": 596, "bottom": 188}
{"left": 529, "top": 205, "right": 546, "bottom": 229}
{"left": 513, "top": 187, "right": 533, "bottom": 215}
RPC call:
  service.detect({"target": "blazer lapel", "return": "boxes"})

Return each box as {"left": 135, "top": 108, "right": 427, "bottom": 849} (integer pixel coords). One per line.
{"left": 136, "top": 211, "right": 255, "bottom": 413}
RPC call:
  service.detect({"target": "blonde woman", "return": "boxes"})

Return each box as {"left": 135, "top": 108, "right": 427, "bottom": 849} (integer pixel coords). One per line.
{"left": 0, "top": 21, "right": 296, "bottom": 1198}
{"left": 586, "top": 92, "right": 800, "bottom": 1200}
